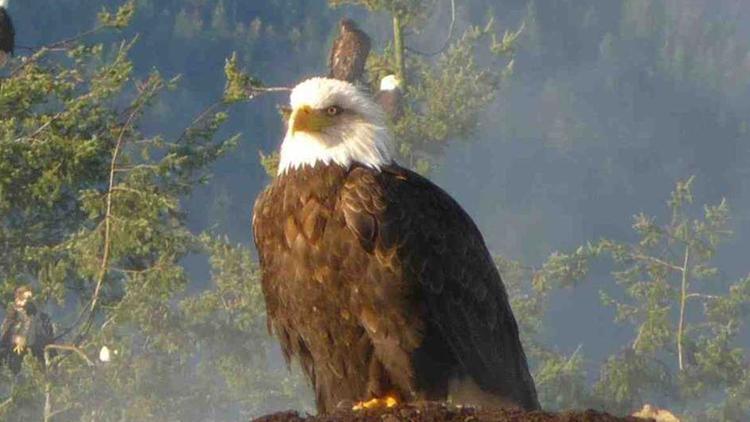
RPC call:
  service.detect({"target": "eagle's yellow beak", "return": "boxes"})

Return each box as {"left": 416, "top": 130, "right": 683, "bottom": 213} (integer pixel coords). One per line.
{"left": 291, "top": 105, "right": 334, "bottom": 134}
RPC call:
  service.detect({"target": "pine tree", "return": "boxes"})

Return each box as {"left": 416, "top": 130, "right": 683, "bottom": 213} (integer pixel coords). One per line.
{"left": 0, "top": 3, "right": 306, "bottom": 420}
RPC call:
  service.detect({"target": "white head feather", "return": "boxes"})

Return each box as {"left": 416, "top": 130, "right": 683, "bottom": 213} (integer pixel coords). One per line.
{"left": 0, "top": 0, "right": 9, "bottom": 9}
{"left": 379, "top": 74, "right": 402, "bottom": 91}
{"left": 277, "top": 77, "right": 392, "bottom": 175}
{"left": 99, "top": 346, "right": 111, "bottom": 362}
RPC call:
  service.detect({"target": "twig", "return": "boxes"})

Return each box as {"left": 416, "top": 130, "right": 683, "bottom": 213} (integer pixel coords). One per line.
{"left": 44, "top": 345, "right": 88, "bottom": 422}
{"left": 113, "top": 164, "right": 160, "bottom": 172}
{"left": 57, "top": 101, "right": 154, "bottom": 345}
{"left": 71, "top": 72, "right": 163, "bottom": 343}
{"left": 631, "top": 254, "right": 683, "bottom": 272}
{"left": 88, "top": 108, "right": 139, "bottom": 318}
{"left": 45, "top": 406, "right": 73, "bottom": 421}
{"left": 7, "top": 112, "right": 62, "bottom": 144}
{"left": 566, "top": 344, "right": 582, "bottom": 366}
{"left": 632, "top": 323, "right": 645, "bottom": 350}
{"left": 393, "top": 13, "right": 406, "bottom": 84}
{"left": 677, "top": 245, "right": 690, "bottom": 372}
{"left": 10, "top": 25, "right": 106, "bottom": 77}
{"left": 174, "top": 87, "right": 288, "bottom": 147}
{"left": 685, "top": 293, "right": 720, "bottom": 300}
{"left": 245, "top": 85, "right": 292, "bottom": 99}
{"left": 110, "top": 186, "right": 147, "bottom": 196}
{"left": 405, "top": 0, "right": 456, "bottom": 57}
{"left": 44, "top": 348, "right": 52, "bottom": 422}
{"left": 0, "top": 397, "right": 12, "bottom": 413}
{"left": 45, "top": 344, "right": 95, "bottom": 367}
{"left": 175, "top": 101, "right": 223, "bottom": 145}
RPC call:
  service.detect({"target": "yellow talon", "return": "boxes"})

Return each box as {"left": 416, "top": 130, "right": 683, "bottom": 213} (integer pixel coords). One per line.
{"left": 12, "top": 336, "right": 26, "bottom": 355}
{"left": 352, "top": 395, "right": 398, "bottom": 411}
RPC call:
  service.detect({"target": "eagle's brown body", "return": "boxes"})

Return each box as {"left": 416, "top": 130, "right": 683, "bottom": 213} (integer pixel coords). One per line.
{"left": 0, "top": 6, "right": 14, "bottom": 67}
{"left": 328, "top": 19, "right": 371, "bottom": 83}
{"left": 253, "top": 162, "right": 539, "bottom": 413}
{"left": 0, "top": 288, "right": 55, "bottom": 374}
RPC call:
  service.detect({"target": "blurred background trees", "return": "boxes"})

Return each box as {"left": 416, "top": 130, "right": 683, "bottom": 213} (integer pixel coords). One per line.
{"left": 1, "top": 0, "right": 750, "bottom": 421}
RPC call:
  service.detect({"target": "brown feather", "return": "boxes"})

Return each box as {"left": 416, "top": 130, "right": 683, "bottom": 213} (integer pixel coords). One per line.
{"left": 253, "top": 163, "right": 540, "bottom": 413}
{"left": 328, "top": 19, "right": 371, "bottom": 83}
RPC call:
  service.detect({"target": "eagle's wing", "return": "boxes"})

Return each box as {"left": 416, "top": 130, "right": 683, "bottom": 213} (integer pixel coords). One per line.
{"left": 252, "top": 186, "right": 277, "bottom": 326}
{"left": 0, "top": 9, "right": 14, "bottom": 56}
{"left": 340, "top": 165, "right": 539, "bottom": 409}
{"left": 252, "top": 182, "right": 321, "bottom": 387}
{"left": 328, "top": 35, "right": 344, "bottom": 79}
{"left": 0, "top": 306, "right": 17, "bottom": 350}
{"left": 328, "top": 22, "right": 371, "bottom": 82}
{"left": 28, "top": 306, "right": 54, "bottom": 347}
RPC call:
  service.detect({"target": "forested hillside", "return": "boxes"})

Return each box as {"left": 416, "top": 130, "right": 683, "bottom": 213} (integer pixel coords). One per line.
{"left": 1, "top": 1, "right": 749, "bottom": 421}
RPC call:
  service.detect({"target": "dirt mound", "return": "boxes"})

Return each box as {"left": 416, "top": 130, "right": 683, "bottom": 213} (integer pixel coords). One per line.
{"left": 252, "top": 402, "right": 645, "bottom": 422}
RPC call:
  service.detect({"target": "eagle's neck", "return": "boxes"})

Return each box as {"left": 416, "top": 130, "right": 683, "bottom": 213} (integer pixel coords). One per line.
{"left": 273, "top": 164, "right": 353, "bottom": 207}
{"left": 277, "top": 121, "right": 391, "bottom": 175}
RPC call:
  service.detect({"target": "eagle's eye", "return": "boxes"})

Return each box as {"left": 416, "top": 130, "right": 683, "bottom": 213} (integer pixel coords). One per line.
{"left": 326, "top": 106, "right": 343, "bottom": 116}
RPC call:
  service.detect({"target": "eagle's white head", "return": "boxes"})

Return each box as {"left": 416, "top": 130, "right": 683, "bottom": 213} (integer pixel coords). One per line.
{"left": 379, "top": 74, "right": 402, "bottom": 91}
{"left": 0, "top": 0, "right": 8, "bottom": 9}
{"left": 277, "top": 77, "right": 392, "bottom": 175}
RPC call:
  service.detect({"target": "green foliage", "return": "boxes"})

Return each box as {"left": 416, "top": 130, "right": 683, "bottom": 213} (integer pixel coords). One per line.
{"left": 495, "top": 254, "right": 592, "bottom": 410}
{"left": 329, "top": 0, "right": 426, "bottom": 24}
{"left": 180, "top": 235, "right": 312, "bottom": 415}
{"left": 259, "top": 150, "right": 281, "bottom": 178}
{"left": 0, "top": 3, "right": 307, "bottom": 419}
{"left": 390, "top": 19, "right": 517, "bottom": 171}
{"left": 223, "top": 52, "right": 260, "bottom": 104}
{"left": 97, "top": 0, "right": 136, "bottom": 29}
{"left": 366, "top": 11, "right": 520, "bottom": 172}
{"left": 506, "top": 178, "right": 750, "bottom": 420}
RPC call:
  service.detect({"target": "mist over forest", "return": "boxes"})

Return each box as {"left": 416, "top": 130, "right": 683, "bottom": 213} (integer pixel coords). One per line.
{"left": 1, "top": 0, "right": 750, "bottom": 421}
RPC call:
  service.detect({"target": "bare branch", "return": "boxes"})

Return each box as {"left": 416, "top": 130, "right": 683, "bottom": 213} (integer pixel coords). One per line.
{"left": 113, "top": 164, "right": 160, "bottom": 173}
{"left": 566, "top": 344, "right": 582, "bottom": 366}
{"left": 89, "top": 107, "right": 139, "bottom": 317}
{"left": 175, "top": 101, "right": 223, "bottom": 145}
{"left": 55, "top": 84, "right": 160, "bottom": 345}
{"left": 631, "top": 254, "right": 683, "bottom": 272}
{"left": 677, "top": 245, "right": 690, "bottom": 372}
{"left": 45, "top": 344, "right": 95, "bottom": 367}
{"left": 686, "top": 293, "right": 721, "bottom": 300}
{"left": 10, "top": 25, "right": 107, "bottom": 77}
{"left": 46, "top": 406, "right": 73, "bottom": 421}
{"left": 245, "top": 85, "right": 292, "bottom": 99}
{"left": 405, "top": 0, "right": 457, "bottom": 57}
{"left": 0, "top": 397, "right": 12, "bottom": 413}
{"left": 632, "top": 323, "right": 645, "bottom": 351}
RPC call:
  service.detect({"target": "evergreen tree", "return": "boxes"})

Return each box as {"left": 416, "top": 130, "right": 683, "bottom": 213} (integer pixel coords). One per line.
{"left": 0, "top": 3, "right": 308, "bottom": 420}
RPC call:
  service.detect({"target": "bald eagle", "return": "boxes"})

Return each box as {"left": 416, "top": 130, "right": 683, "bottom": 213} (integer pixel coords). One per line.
{"left": 0, "top": 0, "right": 13, "bottom": 67}
{"left": 375, "top": 75, "right": 403, "bottom": 122}
{"left": 0, "top": 286, "right": 55, "bottom": 373}
{"left": 252, "top": 78, "right": 539, "bottom": 413}
{"left": 328, "top": 19, "right": 371, "bottom": 83}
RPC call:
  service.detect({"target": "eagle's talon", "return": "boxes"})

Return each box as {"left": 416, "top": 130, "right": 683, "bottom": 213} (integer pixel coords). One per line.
{"left": 12, "top": 343, "right": 24, "bottom": 355}
{"left": 352, "top": 396, "right": 398, "bottom": 411}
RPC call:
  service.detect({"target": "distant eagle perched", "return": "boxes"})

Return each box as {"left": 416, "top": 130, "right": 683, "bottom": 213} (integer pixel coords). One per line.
{"left": 0, "top": 0, "right": 14, "bottom": 67}
{"left": 328, "top": 19, "right": 371, "bottom": 83}
{"left": 0, "top": 286, "right": 55, "bottom": 373}
{"left": 375, "top": 74, "right": 404, "bottom": 122}
{"left": 252, "top": 78, "right": 540, "bottom": 413}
